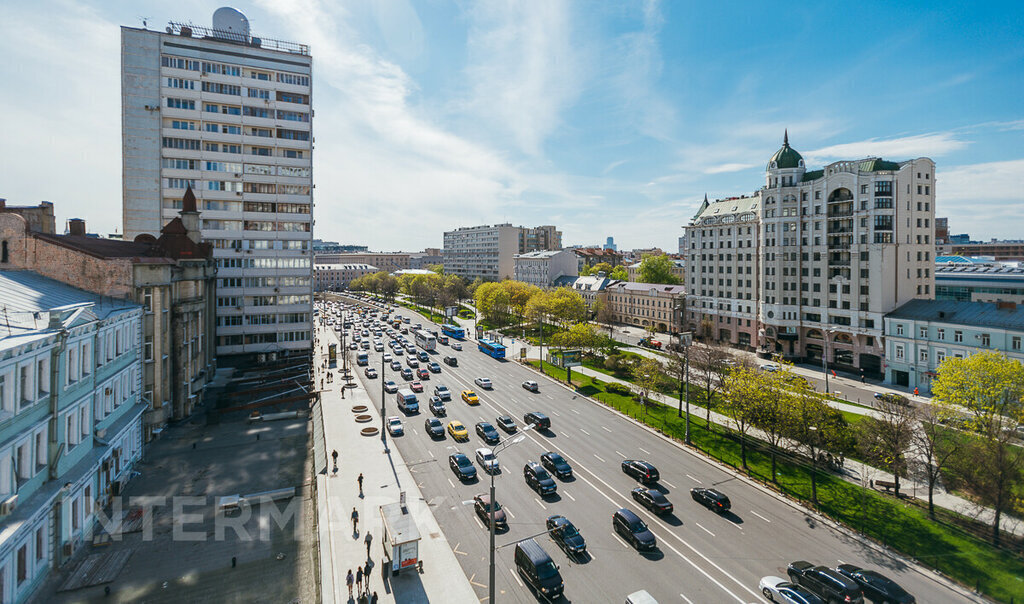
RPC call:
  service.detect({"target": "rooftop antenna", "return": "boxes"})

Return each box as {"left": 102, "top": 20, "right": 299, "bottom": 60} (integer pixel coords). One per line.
{"left": 139, "top": 16, "right": 151, "bottom": 29}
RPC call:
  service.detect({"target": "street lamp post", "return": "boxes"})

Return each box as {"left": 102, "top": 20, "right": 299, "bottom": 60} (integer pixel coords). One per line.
{"left": 676, "top": 332, "right": 693, "bottom": 445}
{"left": 380, "top": 344, "right": 388, "bottom": 453}
{"left": 823, "top": 327, "right": 835, "bottom": 394}
{"left": 808, "top": 425, "right": 819, "bottom": 507}
{"left": 488, "top": 426, "right": 532, "bottom": 603}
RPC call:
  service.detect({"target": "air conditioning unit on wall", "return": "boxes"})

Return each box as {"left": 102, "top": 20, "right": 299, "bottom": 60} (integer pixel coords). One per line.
{"left": 0, "top": 495, "right": 18, "bottom": 515}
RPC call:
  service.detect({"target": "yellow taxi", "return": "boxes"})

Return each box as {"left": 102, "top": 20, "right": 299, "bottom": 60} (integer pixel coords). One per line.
{"left": 461, "top": 390, "right": 480, "bottom": 405}
{"left": 447, "top": 420, "right": 469, "bottom": 441}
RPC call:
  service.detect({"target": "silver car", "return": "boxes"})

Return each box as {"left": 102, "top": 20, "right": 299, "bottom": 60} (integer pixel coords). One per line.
{"left": 475, "top": 448, "right": 499, "bottom": 474}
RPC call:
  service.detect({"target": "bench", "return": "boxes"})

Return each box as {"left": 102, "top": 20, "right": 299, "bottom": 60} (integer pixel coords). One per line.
{"left": 874, "top": 480, "right": 897, "bottom": 492}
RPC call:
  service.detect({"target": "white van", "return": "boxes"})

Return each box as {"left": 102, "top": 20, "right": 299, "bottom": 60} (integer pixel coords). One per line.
{"left": 396, "top": 389, "right": 419, "bottom": 413}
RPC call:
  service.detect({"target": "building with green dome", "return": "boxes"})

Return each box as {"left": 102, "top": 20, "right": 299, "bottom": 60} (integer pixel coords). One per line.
{"left": 683, "top": 133, "right": 936, "bottom": 380}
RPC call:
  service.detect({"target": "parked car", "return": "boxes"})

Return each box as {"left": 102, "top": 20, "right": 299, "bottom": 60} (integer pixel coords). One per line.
{"left": 496, "top": 415, "right": 517, "bottom": 433}
{"left": 475, "top": 422, "right": 500, "bottom": 445}
{"left": 622, "top": 460, "right": 660, "bottom": 484}
{"left": 835, "top": 564, "right": 915, "bottom": 603}
{"left": 449, "top": 452, "right": 477, "bottom": 480}
{"left": 473, "top": 493, "right": 507, "bottom": 529}
{"left": 758, "top": 576, "right": 825, "bottom": 604}
{"left": 787, "top": 561, "right": 864, "bottom": 604}
{"left": 612, "top": 508, "right": 656, "bottom": 551}
{"left": 631, "top": 487, "right": 673, "bottom": 515}
{"left": 386, "top": 416, "right": 404, "bottom": 436}
{"left": 546, "top": 515, "right": 586, "bottom": 556}
{"left": 475, "top": 447, "right": 500, "bottom": 474}
{"left": 524, "top": 461, "right": 557, "bottom": 496}
{"left": 690, "top": 487, "right": 731, "bottom": 513}
{"left": 523, "top": 411, "right": 550, "bottom": 430}
{"left": 540, "top": 452, "right": 572, "bottom": 479}
{"left": 424, "top": 417, "right": 445, "bottom": 439}
{"left": 522, "top": 380, "right": 539, "bottom": 392}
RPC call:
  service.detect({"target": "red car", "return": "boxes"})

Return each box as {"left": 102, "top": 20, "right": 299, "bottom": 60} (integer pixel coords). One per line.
{"left": 410, "top": 381, "right": 424, "bottom": 393}
{"left": 417, "top": 368, "right": 430, "bottom": 380}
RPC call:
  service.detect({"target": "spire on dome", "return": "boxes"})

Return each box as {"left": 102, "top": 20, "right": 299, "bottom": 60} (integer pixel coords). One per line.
{"left": 784, "top": 129, "right": 789, "bottom": 146}
{"left": 704, "top": 192, "right": 709, "bottom": 203}
{"left": 182, "top": 184, "right": 197, "bottom": 213}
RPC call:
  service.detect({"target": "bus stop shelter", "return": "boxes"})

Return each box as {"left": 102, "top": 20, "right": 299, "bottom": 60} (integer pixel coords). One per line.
{"left": 380, "top": 499, "right": 421, "bottom": 576}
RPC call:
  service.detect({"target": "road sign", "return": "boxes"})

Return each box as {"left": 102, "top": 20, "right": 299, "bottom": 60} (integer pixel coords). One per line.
{"left": 445, "top": 306, "right": 457, "bottom": 318}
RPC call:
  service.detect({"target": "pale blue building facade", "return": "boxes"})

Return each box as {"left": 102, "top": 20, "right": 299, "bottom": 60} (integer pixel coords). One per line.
{"left": 0, "top": 272, "right": 144, "bottom": 603}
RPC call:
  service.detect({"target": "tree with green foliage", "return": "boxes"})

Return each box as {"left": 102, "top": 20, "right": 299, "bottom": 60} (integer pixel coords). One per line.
{"left": 857, "top": 392, "right": 917, "bottom": 498}
{"left": 632, "top": 356, "right": 664, "bottom": 413}
{"left": 786, "top": 389, "right": 854, "bottom": 505}
{"left": 932, "top": 350, "right": 1024, "bottom": 545}
{"left": 550, "top": 322, "right": 601, "bottom": 356}
{"left": 426, "top": 264, "right": 444, "bottom": 275}
{"left": 748, "top": 362, "right": 796, "bottom": 482}
{"left": 545, "top": 287, "right": 587, "bottom": 329}
{"left": 638, "top": 254, "right": 681, "bottom": 285}
{"left": 689, "top": 341, "right": 729, "bottom": 424}
{"left": 609, "top": 265, "right": 628, "bottom": 281}
{"left": 719, "top": 365, "right": 764, "bottom": 469}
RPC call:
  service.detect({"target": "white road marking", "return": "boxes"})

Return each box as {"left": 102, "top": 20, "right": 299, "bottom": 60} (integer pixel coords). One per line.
{"left": 447, "top": 478, "right": 456, "bottom": 489}
{"left": 412, "top": 428, "right": 418, "bottom": 435}
{"left": 588, "top": 551, "right": 596, "bottom": 561}
{"left": 639, "top": 447, "right": 651, "bottom": 455}
{"left": 580, "top": 428, "right": 590, "bottom": 435}
{"left": 510, "top": 567, "right": 523, "bottom": 587}
{"left": 474, "top": 516, "right": 484, "bottom": 530}
{"left": 429, "top": 450, "right": 434, "bottom": 458}
{"left": 661, "top": 479, "right": 677, "bottom": 489}
{"left": 750, "top": 510, "right": 771, "bottom": 523}
{"left": 837, "top": 559, "right": 846, "bottom": 566}
{"left": 546, "top": 395, "right": 554, "bottom": 400}
{"left": 593, "top": 454, "right": 605, "bottom": 462}
{"left": 505, "top": 508, "right": 515, "bottom": 519}
{"left": 695, "top": 522, "right": 715, "bottom": 537}
{"left": 571, "top": 409, "right": 580, "bottom": 415}
{"left": 686, "top": 474, "right": 703, "bottom": 484}
{"left": 602, "top": 426, "right": 612, "bottom": 432}
{"left": 615, "top": 450, "right": 627, "bottom": 458}
{"left": 564, "top": 491, "right": 575, "bottom": 502}
{"left": 679, "top": 593, "right": 695, "bottom": 604}
{"left": 552, "top": 411, "right": 560, "bottom": 417}
{"left": 612, "top": 534, "right": 630, "bottom": 549}
{"left": 534, "top": 498, "right": 547, "bottom": 510}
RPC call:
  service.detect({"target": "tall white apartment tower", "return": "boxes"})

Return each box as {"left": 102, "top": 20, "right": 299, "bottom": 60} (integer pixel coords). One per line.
{"left": 121, "top": 8, "right": 314, "bottom": 359}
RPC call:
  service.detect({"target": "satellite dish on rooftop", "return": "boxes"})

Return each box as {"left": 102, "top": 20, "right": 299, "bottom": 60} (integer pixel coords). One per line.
{"left": 212, "top": 7, "right": 249, "bottom": 37}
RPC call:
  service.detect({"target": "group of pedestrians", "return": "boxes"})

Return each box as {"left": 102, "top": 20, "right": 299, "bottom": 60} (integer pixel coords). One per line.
{"left": 345, "top": 566, "right": 378, "bottom": 603}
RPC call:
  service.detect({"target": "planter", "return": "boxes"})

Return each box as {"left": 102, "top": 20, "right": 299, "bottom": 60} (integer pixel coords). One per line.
{"left": 360, "top": 427, "right": 379, "bottom": 436}
{"left": 355, "top": 414, "right": 373, "bottom": 423}
{"left": 351, "top": 405, "right": 368, "bottom": 413}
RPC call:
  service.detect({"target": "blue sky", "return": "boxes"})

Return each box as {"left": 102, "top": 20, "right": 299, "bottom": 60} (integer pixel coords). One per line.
{"left": 1, "top": 0, "right": 1023, "bottom": 251}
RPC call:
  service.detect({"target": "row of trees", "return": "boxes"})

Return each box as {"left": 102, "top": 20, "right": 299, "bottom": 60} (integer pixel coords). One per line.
{"left": 578, "top": 254, "right": 682, "bottom": 285}
{"left": 473, "top": 282, "right": 587, "bottom": 330}
{"left": 349, "top": 271, "right": 471, "bottom": 316}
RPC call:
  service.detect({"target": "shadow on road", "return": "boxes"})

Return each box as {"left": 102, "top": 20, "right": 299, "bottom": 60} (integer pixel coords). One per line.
{"left": 640, "top": 548, "right": 666, "bottom": 561}
{"left": 722, "top": 511, "right": 744, "bottom": 525}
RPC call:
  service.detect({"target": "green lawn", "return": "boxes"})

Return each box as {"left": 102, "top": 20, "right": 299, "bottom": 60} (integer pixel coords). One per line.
{"left": 528, "top": 361, "right": 1024, "bottom": 603}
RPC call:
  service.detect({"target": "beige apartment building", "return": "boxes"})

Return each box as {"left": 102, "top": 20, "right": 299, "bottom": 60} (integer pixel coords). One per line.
{"left": 315, "top": 252, "right": 411, "bottom": 270}
{"left": 313, "top": 263, "right": 379, "bottom": 291}
{"left": 684, "top": 134, "right": 936, "bottom": 376}
{"left": 599, "top": 282, "right": 686, "bottom": 333}
{"left": 444, "top": 223, "right": 562, "bottom": 281}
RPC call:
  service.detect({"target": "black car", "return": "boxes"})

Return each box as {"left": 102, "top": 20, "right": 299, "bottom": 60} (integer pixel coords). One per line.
{"left": 631, "top": 487, "right": 673, "bottom": 515}
{"left": 540, "top": 452, "right": 573, "bottom": 479}
{"left": 612, "top": 508, "right": 656, "bottom": 551}
{"left": 787, "top": 561, "right": 864, "bottom": 604}
{"left": 496, "top": 415, "right": 517, "bottom": 433}
{"left": 546, "top": 515, "right": 586, "bottom": 556}
{"left": 417, "top": 351, "right": 429, "bottom": 362}
{"left": 474, "top": 494, "right": 507, "bottom": 530}
{"left": 443, "top": 356, "right": 458, "bottom": 367}
{"left": 429, "top": 398, "right": 447, "bottom": 417}
{"left": 690, "top": 487, "right": 731, "bottom": 513}
{"left": 400, "top": 368, "right": 414, "bottom": 380}
{"left": 524, "top": 461, "right": 557, "bottom": 496}
{"left": 449, "top": 453, "right": 477, "bottom": 481}
{"left": 424, "top": 417, "right": 445, "bottom": 439}
{"left": 476, "top": 422, "right": 500, "bottom": 445}
{"left": 835, "top": 564, "right": 915, "bottom": 604}
{"left": 621, "top": 460, "right": 660, "bottom": 484}
{"left": 523, "top": 411, "right": 550, "bottom": 430}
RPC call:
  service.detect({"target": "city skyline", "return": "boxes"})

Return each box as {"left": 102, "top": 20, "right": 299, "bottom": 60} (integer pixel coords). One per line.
{"left": 1, "top": 0, "right": 1022, "bottom": 251}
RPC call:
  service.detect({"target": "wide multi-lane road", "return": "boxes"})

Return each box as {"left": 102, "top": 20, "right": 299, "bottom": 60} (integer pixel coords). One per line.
{"left": 327, "top": 297, "right": 976, "bottom": 603}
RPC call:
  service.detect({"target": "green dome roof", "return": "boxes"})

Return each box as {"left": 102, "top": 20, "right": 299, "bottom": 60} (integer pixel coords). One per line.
{"left": 767, "top": 130, "right": 803, "bottom": 170}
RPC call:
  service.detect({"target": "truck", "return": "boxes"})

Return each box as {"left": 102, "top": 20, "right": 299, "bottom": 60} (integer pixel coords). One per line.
{"left": 638, "top": 337, "right": 662, "bottom": 350}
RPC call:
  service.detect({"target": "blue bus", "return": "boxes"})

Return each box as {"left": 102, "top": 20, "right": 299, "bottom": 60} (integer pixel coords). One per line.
{"left": 441, "top": 323, "right": 465, "bottom": 339}
{"left": 478, "top": 338, "right": 506, "bottom": 359}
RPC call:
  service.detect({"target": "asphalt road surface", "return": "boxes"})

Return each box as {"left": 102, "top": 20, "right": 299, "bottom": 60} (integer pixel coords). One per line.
{"left": 321, "top": 296, "right": 977, "bottom": 603}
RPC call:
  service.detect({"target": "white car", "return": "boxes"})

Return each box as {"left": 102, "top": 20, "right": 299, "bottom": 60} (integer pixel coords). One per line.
{"left": 451, "top": 342, "right": 463, "bottom": 351}
{"left": 383, "top": 353, "right": 393, "bottom": 362}
{"left": 374, "top": 342, "right": 384, "bottom": 352}
{"left": 522, "top": 380, "right": 539, "bottom": 392}
{"left": 758, "top": 575, "right": 823, "bottom": 604}
{"left": 760, "top": 363, "right": 781, "bottom": 373}
{"left": 386, "top": 416, "right": 404, "bottom": 436}
{"left": 364, "top": 367, "right": 378, "bottom": 379}
{"left": 474, "top": 377, "right": 493, "bottom": 390}
{"left": 475, "top": 447, "right": 499, "bottom": 474}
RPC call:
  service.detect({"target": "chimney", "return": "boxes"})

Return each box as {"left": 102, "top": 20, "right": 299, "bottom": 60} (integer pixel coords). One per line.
{"left": 68, "top": 218, "right": 86, "bottom": 236}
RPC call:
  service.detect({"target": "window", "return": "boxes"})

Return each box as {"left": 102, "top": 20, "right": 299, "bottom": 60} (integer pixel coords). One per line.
{"left": 35, "top": 428, "right": 46, "bottom": 467}
{"left": 277, "top": 72, "right": 310, "bottom": 86}
{"left": 919, "top": 349, "right": 928, "bottom": 362}
{"left": 954, "top": 330, "right": 963, "bottom": 343}
{"left": 166, "top": 98, "right": 195, "bottom": 110}
{"left": 937, "top": 328, "right": 945, "bottom": 340}
{"left": 36, "top": 357, "right": 49, "bottom": 395}
{"left": 165, "top": 77, "right": 195, "bottom": 89}
{"left": 16, "top": 545, "right": 26, "bottom": 585}
{"left": 919, "top": 327, "right": 927, "bottom": 338}
{"left": 1013, "top": 336, "right": 1021, "bottom": 351}
{"left": 936, "top": 350, "right": 946, "bottom": 365}
{"left": 201, "top": 82, "right": 240, "bottom": 95}
{"left": 895, "top": 324, "right": 904, "bottom": 336}
{"left": 35, "top": 526, "right": 45, "bottom": 562}
{"left": 982, "top": 333, "right": 991, "bottom": 347}
{"left": 894, "top": 344, "right": 905, "bottom": 360}
{"left": 19, "top": 363, "right": 34, "bottom": 404}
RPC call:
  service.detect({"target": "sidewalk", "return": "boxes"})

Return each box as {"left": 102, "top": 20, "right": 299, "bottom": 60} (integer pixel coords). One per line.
{"left": 312, "top": 324, "right": 477, "bottom": 604}
{"left": 533, "top": 352, "right": 1024, "bottom": 539}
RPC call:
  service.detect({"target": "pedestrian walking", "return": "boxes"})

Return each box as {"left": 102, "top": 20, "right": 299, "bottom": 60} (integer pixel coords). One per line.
{"left": 365, "top": 531, "right": 373, "bottom": 558}
{"left": 357, "top": 473, "right": 364, "bottom": 497}
{"left": 332, "top": 450, "right": 339, "bottom": 476}
{"left": 356, "top": 566, "right": 363, "bottom": 594}
{"left": 914, "top": 387, "right": 919, "bottom": 396}
{"left": 370, "top": 592, "right": 378, "bottom": 604}
{"left": 351, "top": 507, "right": 359, "bottom": 533}
{"left": 346, "top": 569, "right": 354, "bottom": 599}
{"left": 860, "top": 369, "right": 865, "bottom": 383}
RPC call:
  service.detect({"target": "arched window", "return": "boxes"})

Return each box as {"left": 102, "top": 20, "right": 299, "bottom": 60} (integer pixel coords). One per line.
{"left": 834, "top": 333, "right": 854, "bottom": 344}
{"left": 828, "top": 188, "right": 853, "bottom": 202}
{"left": 807, "top": 329, "right": 823, "bottom": 340}
{"left": 1, "top": 240, "right": 8, "bottom": 264}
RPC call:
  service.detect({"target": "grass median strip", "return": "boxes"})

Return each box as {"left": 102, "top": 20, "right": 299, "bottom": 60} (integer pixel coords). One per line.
{"left": 529, "top": 360, "right": 1024, "bottom": 603}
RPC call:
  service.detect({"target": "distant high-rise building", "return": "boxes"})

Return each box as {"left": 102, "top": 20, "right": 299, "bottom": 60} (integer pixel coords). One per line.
{"left": 444, "top": 224, "right": 562, "bottom": 281}
{"left": 121, "top": 8, "right": 313, "bottom": 359}
{"left": 604, "top": 236, "right": 617, "bottom": 251}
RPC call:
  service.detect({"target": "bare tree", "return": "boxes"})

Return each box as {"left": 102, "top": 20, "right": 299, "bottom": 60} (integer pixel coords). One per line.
{"left": 689, "top": 341, "right": 729, "bottom": 425}
{"left": 913, "top": 404, "right": 960, "bottom": 520}
{"left": 856, "top": 394, "right": 917, "bottom": 497}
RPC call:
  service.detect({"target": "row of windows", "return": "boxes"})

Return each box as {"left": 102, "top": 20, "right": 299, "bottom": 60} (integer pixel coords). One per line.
{"left": 220, "top": 276, "right": 311, "bottom": 288}
{"left": 161, "top": 55, "right": 308, "bottom": 86}
{"left": 216, "top": 331, "right": 310, "bottom": 347}
{"left": 208, "top": 238, "right": 309, "bottom": 250}
{"left": 216, "top": 257, "right": 312, "bottom": 269}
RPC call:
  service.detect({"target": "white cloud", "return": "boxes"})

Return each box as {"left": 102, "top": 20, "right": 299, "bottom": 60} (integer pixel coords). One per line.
{"left": 804, "top": 132, "right": 968, "bottom": 164}
{"left": 938, "top": 159, "right": 1024, "bottom": 240}
{"left": 704, "top": 163, "right": 756, "bottom": 175}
